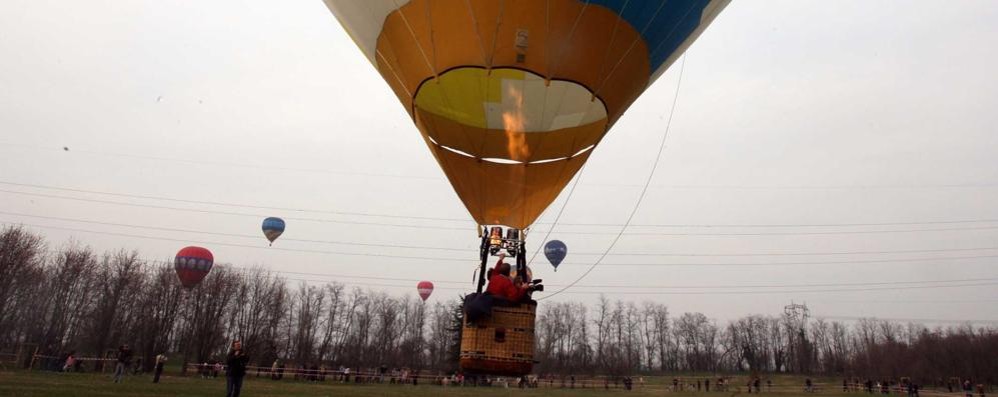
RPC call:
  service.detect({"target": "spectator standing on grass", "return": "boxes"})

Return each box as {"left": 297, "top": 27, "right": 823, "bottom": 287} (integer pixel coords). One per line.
{"left": 225, "top": 340, "right": 249, "bottom": 397}
{"left": 214, "top": 361, "right": 223, "bottom": 378}
{"left": 153, "top": 353, "right": 166, "bottom": 383}
{"left": 113, "top": 345, "right": 132, "bottom": 383}
{"left": 63, "top": 351, "right": 76, "bottom": 372}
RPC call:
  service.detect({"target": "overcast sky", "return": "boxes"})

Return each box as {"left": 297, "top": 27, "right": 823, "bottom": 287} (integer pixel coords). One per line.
{"left": 1, "top": 0, "right": 997, "bottom": 324}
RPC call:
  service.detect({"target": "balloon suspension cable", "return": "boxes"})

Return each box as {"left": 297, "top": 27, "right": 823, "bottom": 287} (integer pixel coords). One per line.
{"left": 527, "top": 162, "right": 587, "bottom": 268}
{"left": 476, "top": 226, "right": 488, "bottom": 294}
{"left": 538, "top": 56, "right": 687, "bottom": 301}
{"left": 517, "top": 241, "right": 527, "bottom": 284}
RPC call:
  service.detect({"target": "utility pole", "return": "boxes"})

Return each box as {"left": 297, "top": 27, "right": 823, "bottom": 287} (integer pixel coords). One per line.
{"left": 784, "top": 301, "right": 812, "bottom": 374}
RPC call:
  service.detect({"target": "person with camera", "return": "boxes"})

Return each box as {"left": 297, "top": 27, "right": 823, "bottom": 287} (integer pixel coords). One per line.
{"left": 486, "top": 253, "right": 542, "bottom": 303}
{"left": 225, "top": 340, "right": 249, "bottom": 397}
{"left": 113, "top": 345, "right": 132, "bottom": 383}
{"left": 152, "top": 353, "right": 167, "bottom": 383}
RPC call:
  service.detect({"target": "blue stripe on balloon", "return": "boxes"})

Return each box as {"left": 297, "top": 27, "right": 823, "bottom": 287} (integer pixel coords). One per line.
{"left": 262, "top": 217, "right": 285, "bottom": 232}
{"left": 586, "top": 0, "right": 711, "bottom": 74}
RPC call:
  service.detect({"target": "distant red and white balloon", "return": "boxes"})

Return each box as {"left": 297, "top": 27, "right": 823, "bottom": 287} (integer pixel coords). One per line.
{"left": 417, "top": 281, "right": 434, "bottom": 302}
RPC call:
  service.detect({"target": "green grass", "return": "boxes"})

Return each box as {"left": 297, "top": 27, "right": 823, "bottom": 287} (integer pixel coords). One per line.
{"left": 0, "top": 370, "right": 961, "bottom": 397}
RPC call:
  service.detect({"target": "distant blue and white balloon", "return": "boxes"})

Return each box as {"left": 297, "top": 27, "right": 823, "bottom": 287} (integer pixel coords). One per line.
{"left": 262, "top": 217, "right": 286, "bottom": 246}
{"left": 543, "top": 240, "right": 567, "bottom": 271}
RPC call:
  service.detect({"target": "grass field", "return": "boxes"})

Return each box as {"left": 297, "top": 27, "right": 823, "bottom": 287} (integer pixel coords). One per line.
{"left": 0, "top": 370, "right": 970, "bottom": 397}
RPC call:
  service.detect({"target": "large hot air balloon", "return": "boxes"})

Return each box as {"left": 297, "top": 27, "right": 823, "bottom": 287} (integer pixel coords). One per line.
{"left": 417, "top": 281, "right": 434, "bottom": 301}
{"left": 324, "top": 0, "right": 728, "bottom": 377}
{"left": 324, "top": 0, "right": 728, "bottom": 230}
{"left": 262, "top": 217, "right": 286, "bottom": 246}
{"left": 174, "top": 246, "right": 214, "bottom": 288}
{"left": 543, "top": 240, "right": 567, "bottom": 271}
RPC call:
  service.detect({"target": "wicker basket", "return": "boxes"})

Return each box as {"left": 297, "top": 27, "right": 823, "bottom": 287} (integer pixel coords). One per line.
{"left": 460, "top": 302, "right": 536, "bottom": 376}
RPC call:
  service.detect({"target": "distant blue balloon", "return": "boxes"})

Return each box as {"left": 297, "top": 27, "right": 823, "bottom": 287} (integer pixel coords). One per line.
{"left": 262, "top": 217, "right": 286, "bottom": 245}
{"left": 543, "top": 240, "right": 567, "bottom": 271}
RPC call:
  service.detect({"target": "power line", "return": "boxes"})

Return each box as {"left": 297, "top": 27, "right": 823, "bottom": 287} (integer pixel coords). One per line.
{"left": 212, "top": 259, "right": 998, "bottom": 290}
{"left": 590, "top": 182, "right": 998, "bottom": 190}
{"left": 3, "top": 210, "right": 470, "bottom": 252}
{"left": 0, "top": 180, "right": 468, "bottom": 222}
{"left": 128, "top": 259, "right": 998, "bottom": 296}
{"left": 134, "top": 257, "right": 471, "bottom": 286}
{"left": 4, "top": 221, "right": 473, "bottom": 262}
{"left": 610, "top": 219, "right": 998, "bottom": 228}
{"left": 564, "top": 254, "right": 998, "bottom": 267}
{"left": 813, "top": 314, "right": 998, "bottom": 325}
{"left": 809, "top": 298, "right": 998, "bottom": 304}
{"left": 233, "top": 272, "right": 998, "bottom": 291}
{"left": 0, "top": 142, "right": 443, "bottom": 180}
{"left": 0, "top": 189, "right": 471, "bottom": 231}
{"left": 544, "top": 282, "right": 998, "bottom": 296}
{"left": 49, "top": 251, "right": 998, "bottom": 291}
{"left": 7, "top": 214, "right": 998, "bottom": 264}
{"left": 545, "top": 277, "right": 998, "bottom": 290}
{"left": 7, "top": 179, "right": 998, "bottom": 231}
{"left": 552, "top": 225, "right": 998, "bottom": 236}
{"left": 283, "top": 276, "right": 998, "bottom": 296}
{"left": 589, "top": 246, "right": 998, "bottom": 257}
{"left": 9, "top": 143, "right": 998, "bottom": 191}
{"left": 44, "top": 250, "right": 466, "bottom": 288}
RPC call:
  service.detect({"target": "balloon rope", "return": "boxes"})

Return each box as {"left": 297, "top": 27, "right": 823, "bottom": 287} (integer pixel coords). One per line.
{"left": 527, "top": 162, "right": 587, "bottom": 267}
{"left": 538, "top": 56, "right": 687, "bottom": 301}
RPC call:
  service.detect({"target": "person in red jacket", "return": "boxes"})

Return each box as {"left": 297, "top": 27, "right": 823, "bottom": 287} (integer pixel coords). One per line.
{"left": 486, "top": 253, "right": 528, "bottom": 303}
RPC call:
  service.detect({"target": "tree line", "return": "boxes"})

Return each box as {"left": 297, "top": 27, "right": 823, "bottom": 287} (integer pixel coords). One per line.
{"left": 1, "top": 226, "right": 995, "bottom": 385}
{"left": 534, "top": 299, "right": 996, "bottom": 385}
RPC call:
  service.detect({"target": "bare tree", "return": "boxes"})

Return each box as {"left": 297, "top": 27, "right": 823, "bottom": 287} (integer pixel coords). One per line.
{"left": 0, "top": 226, "right": 46, "bottom": 348}
{"left": 176, "top": 266, "right": 241, "bottom": 363}
{"left": 290, "top": 283, "right": 325, "bottom": 364}
{"left": 133, "top": 264, "right": 184, "bottom": 370}
{"left": 2, "top": 228, "right": 997, "bottom": 383}
{"left": 85, "top": 251, "right": 144, "bottom": 364}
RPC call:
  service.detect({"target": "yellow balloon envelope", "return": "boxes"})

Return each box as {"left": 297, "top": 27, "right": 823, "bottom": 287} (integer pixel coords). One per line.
{"left": 324, "top": 0, "right": 728, "bottom": 229}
